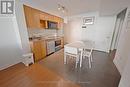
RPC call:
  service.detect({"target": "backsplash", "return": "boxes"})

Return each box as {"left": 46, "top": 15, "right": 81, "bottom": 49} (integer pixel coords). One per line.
{"left": 28, "top": 29, "right": 64, "bottom": 38}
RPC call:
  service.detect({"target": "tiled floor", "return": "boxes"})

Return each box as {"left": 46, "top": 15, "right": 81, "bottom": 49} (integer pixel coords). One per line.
{"left": 39, "top": 49, "right": 121, "bottom": 87}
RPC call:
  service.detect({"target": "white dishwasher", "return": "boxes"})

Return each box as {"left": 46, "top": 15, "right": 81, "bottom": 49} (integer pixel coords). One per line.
{"left": 46, "top": 40, "right": 55, "bottom": 55}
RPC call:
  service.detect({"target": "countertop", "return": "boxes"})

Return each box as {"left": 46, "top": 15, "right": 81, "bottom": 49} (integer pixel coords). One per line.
{"left": 29, "top": 36, "right": 64, "bottom": 42}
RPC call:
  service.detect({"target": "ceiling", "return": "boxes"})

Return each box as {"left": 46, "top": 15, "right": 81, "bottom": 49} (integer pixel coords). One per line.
{"left": 100, "top": 0, "right": 130, "bottom": 16}
{"left": 21, "top": 0, "right": 130, "bottom": 17}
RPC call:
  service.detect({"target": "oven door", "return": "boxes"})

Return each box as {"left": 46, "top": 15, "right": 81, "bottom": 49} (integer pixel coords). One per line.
{"left": 55, "top": 40, "right": 61, "bottom": 47}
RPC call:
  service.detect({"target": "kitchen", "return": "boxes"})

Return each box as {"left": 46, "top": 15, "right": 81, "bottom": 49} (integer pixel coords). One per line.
{"left": 23, "top": 5, "right": 64, "bottom": 62}
{"left": 1, "top": 0, "right": 130, "bottom": 87}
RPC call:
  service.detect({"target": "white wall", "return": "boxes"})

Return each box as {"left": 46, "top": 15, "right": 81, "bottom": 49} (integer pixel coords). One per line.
{"left": 15, "top": 0, "right": 31, "bottom": 54}
{"left": 95, "top": 16, "right": 116, "bottom": 52}
{"left": 113, "top": 8, "right": 130, "bottom": 74}
{"left": 110, "top": 18, "right": 121, "bottom": 50}
{"left": 119, "top": 53, "right": 130, "bottom": 87}
{"left": 0, "top": 1, "right": 31, "bottom": 70}
{"left": 64, "top": 18, "right": 82, "bottom": 43}
{"left": 64, "top": 12, "right": 99, "bottom": 43}
{"left": 113, "top": 8, "right": 130, "bottom": 87}
{"left": 64, "top": 12, "right": 116, "bottom": 52}
{"left": 0, "top": 17, "right": 22, "bottom": 70}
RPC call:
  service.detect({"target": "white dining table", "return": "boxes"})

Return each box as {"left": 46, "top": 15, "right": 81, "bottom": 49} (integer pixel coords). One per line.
{"left": 64, "top": 41, "right": 93, "bottom": 67}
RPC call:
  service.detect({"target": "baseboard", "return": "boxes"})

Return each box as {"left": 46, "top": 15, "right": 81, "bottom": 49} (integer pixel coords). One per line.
{"left": 93, "top": 50, "right": 109, "bottom": 53}
{"left": 0, "top": 59, "right": 23, "bottom": 70}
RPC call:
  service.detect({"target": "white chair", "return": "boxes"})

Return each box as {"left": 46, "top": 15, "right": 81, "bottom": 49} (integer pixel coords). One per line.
{"left": 82, "top": 48, "right": 93, "bottom": 68}
{"left": 64, "top": 46, "right": 80, "bottom": 68}
{"left": 81, "top": 41, "right": 94, "bottom": 68}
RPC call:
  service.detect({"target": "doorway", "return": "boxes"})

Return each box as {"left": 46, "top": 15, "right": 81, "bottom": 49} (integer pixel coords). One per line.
{"left": 110, "top": 8, "right": 127, "bottom": 59}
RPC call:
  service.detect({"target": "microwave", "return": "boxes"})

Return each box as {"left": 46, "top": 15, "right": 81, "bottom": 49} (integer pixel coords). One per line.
{"left": 47, "top": 21, "right": 58, "bottom": 29}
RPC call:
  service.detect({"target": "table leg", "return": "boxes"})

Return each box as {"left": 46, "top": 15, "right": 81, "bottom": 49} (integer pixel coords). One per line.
{"left": 90, "top": 54, "right": 93, "bottom": 62}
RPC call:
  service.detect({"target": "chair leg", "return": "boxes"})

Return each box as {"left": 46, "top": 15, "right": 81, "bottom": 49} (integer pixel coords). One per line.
{"left": 80, "top": 51, "right": 83, "bottom": 68}
{"left": 88, "top": 57, "right": 92, "bottom": 68}
{"left": 90, "top": 54, "right": 93, "bottom": 62}
{"left": 75, "top": 56, "right": 79, "bottom": 68}
{"left": 80, "top": 56, "right": 82, "bottom": 68}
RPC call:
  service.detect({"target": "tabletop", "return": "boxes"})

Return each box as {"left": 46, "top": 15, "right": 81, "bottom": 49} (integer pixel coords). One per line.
{"left": 65, "top": 41, "right": 93, "bottom": 49}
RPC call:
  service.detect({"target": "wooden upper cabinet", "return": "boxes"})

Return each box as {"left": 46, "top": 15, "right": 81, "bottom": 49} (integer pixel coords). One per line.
{"left": 23, "top": 5, "right": 64, "bottom": 29}
{"left": 23, "top": 5, "right": 34, "bottom": 28}
{"left": 39, "top": 13, "right": 46, "bottom": 20}
{"left": 49, "top": 15, "right": 54, "bottom": 22}
{"left": 23, "top": 5, "right": 41, "bottom": 29}
{"left": 31, "top": 9, "right": 41, "bottom": 29}
{"left": 54, "top": 16, "right": 58, "bottom": 22}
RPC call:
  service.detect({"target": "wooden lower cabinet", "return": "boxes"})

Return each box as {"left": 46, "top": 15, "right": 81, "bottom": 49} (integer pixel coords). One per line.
{"left": 32, "top": 40, "right": 46, "bottom": 62}
{"left": 30, "top": 37, "right": 64, "bottom": 62}
{"left": 61, "top": 37, "right": 64, "bottom": 48}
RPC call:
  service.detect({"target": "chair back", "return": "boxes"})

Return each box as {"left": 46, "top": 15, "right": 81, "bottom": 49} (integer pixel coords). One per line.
{"left": 82, "top": 40, "right": 95, "bottom": 49}
{"left": 82, "top": 40, "right": 95, "bottom": 57}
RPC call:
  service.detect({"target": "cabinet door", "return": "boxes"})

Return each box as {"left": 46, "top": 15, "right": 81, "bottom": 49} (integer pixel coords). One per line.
{"left": 41, "top": 40, "right": 47, "bottom": 58}
{"left": 32, "top": 9, "right": 41, "bottom": 29}
{"left": 33, "top": 41, "right": 42, "bottom": 61}
{"left": 23, "top": 5, "right": 41, "bottom": 29}
{"left": 33, "top": 40, "right": 46, "bottom": 62}
{"left": 49, "top": 15, "right": 54, "bottom": 22}
{"left": 39, "top": 12, "right": 46, "bottom": 20}
{"left": 39, "top": 12, "right": 48, "bottom": 29}
{"left": 23, "top": 5, "right": 35, "bottom": 28}
{"left": 61, "top": 38, "right": 64, "bottom": 48}
{"left": 44, "top": 13, "right": 50, "bottom": 20}
{"left": 24, "top": 5, "right": 64, "bottom": 29}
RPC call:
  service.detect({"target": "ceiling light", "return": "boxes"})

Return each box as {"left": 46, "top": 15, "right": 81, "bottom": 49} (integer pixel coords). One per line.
{"left": 57, "top": 4, "right": 67, "bottom": 13}
{"left": 58, "top": 4, "right": 61, "bottom": 10}
{"left": 58, "top": 7, "right": 61, "bottom": 10}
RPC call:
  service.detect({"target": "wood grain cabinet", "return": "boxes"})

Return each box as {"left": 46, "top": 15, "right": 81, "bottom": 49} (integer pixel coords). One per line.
{"left": 23, "top": 5, "right": 41, "bottom": 29}
{"left": 61, "top": 37, "right": 64, "bottom": 48}
{"left": 31, "top": 8, "right": 41, "bottom": 29}
{"left": 39, "top": 13, "right": 46, "bottom": 20}
{"left": 32, "top": 40, "right": 46, "bottom": 62}
{"left": 23, "top": 5, "right": 64, "bottom": 29}
{"left": 23, "top": 5, "right": 34, "bottom": 28}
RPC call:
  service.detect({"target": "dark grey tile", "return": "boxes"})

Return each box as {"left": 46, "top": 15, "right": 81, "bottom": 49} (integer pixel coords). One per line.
{"left": 38, "top": 49, "right": 121, "bottom": 87}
